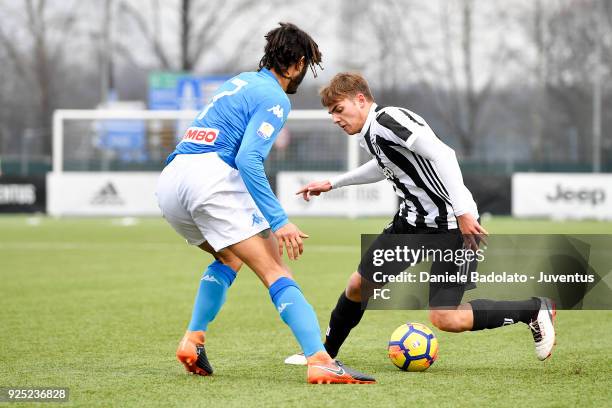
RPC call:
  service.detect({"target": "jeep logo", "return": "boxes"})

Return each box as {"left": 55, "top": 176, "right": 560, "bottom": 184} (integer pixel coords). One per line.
{"left": 545, "top": 184, "right": 606, "bottom": 206}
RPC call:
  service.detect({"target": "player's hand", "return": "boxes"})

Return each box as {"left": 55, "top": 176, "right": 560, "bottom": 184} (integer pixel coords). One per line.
{"left": 456, "top": 213, "right": 488, "bottom": 251}
{"left": 274, "top": 222, "right": 309, "bottom": 260}
{"left": 295, "top": 180, "right": 333, "bottom": 201}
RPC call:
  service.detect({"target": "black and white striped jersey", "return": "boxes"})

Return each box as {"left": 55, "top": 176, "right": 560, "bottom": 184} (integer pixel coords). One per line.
{"left": 359, "top": 103, "right": 478, "bottom": 230}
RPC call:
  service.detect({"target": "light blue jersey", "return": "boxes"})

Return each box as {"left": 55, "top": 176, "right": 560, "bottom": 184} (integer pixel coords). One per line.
{"left": 166, "top": 68, "right": 290, "bottom": 231}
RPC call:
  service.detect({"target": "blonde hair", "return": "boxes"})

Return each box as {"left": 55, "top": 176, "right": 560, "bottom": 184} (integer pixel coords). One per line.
{"left": 319, "top": 72, "right": 373, "bottom": 107}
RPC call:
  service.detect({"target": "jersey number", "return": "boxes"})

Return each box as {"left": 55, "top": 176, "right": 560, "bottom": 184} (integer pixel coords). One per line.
{"left": 197, "top": 78, "right": 248, "bottom": 120}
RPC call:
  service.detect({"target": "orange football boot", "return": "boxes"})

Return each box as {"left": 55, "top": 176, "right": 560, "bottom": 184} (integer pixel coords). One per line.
{"left": 306, "top": 351, "right": 375, "bottom": 384}
{"left": 176, "top": 331, "right": 213, "bottom": 376}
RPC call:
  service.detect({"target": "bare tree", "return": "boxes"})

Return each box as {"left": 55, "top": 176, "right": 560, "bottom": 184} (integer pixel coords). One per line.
{"left": 530, "top": 0, "right": 548, "bottom": 161}
{"left": 380, "top": 0, "right": 512, "bottom": 158}
{"left": 0, "top": 0, "right": 81, "bottom": 154}
{"left": 116, "top": 0, "right": 282, "bottom": 72}
{"left": 536, "top": 0, "right": 611, "bottom": 163}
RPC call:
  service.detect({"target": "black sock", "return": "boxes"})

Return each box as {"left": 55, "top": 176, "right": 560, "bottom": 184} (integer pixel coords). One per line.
{"left": 469, "top": 298, "right": 541, "bottom": 331}
{"left": 324, "top": 292, "right": 365, "bottom": 358}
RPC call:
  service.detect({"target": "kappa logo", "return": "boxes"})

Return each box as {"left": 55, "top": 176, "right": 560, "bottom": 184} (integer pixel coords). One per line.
{"left": 91, "top": 182, "right": 124, "bottom": 206}
{"left": 267, "top": 104, "right": 284, "bottom": 119}
{"left": 251, "top": 212, "right": 264, "bottom": 226}
{"left": 277, "top": 302, "right": 293, "bottom": 313}
{"left": 201, "top": 274, "right": 221, "bottom": 285}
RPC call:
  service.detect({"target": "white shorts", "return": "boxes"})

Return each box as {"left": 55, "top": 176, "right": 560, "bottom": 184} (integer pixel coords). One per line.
{"left": 156, "top": 153, "right": 270, "bottom": 251}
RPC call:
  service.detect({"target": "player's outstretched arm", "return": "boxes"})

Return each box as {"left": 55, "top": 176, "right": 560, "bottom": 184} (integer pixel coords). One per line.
{"left": 295, "top": 159, "right": 384, "bottom": 201}
{"left": 296, "top": 180, "right": 332, "bottom": 201}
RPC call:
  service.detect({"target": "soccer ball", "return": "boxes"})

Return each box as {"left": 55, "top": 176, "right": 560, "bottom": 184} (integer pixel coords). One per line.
{"left": 388, "top": 322, "right": 438, "bottom": 371}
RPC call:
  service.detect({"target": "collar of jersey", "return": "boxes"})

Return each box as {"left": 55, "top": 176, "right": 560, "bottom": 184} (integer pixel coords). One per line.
{"left": 358, "top": 103, "right": 378, "bottom": 138}
{"left": 259, "top": 68, "right": 282, "bottom": 88}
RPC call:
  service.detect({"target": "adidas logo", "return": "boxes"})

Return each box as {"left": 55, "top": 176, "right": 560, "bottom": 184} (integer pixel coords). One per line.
{"left": 277, "top": 302, "right": 293, "bottom": 313}
{"left": 503, "top": 318, "right": 515, "bottom": 326}
{"left": 90, "top": 182, "right": 124, "bottom": 205}
{"left": 201, "top": 274, "right": 221, "bottom": 285}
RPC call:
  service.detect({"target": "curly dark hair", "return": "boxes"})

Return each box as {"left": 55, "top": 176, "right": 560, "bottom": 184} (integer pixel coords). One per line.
{"left": 258, "top": 22, "right": 323, "bottom": 78}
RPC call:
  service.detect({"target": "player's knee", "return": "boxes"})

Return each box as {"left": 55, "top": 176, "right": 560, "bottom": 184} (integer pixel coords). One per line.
{"left": 429, "top": 310, "right": 466, "bottom": 333}
{"left": 429, "top": 310, "right": 451, "bottom": 331}
{"left": 216, "top": 255, "right": 243, "bottom": 272}
{"left": 200, "top": 243, "right": 243, "bottom": 272}
{"left": 345, "top": 272, "right": 363, "bottom": 302}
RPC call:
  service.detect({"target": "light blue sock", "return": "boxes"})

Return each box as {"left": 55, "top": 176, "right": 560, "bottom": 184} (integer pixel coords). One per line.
{"left": 187, "top": 260, "right": 237, "bottom": 331}
{"left": 269, "top": 277, "right": 325, "bottom": 357}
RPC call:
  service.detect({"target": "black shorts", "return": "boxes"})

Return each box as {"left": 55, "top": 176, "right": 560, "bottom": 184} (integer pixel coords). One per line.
{"left": 358, "top": 211, "right": 479, "bottom": 308}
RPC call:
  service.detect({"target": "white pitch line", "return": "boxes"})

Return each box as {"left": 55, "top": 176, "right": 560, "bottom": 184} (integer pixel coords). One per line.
{"left": 0, "top": 242, "right": 359, "bottom": 253}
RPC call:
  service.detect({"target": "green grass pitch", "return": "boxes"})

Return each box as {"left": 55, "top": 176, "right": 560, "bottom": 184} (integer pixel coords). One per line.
{"left": 1, "top": 216, "right": 611, "bottom": 407}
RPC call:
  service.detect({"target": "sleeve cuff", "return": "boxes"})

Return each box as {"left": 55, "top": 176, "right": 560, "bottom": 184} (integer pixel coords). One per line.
{"left": 329, "top": 175, "right": 343, "bottom": 189}
{"left": 270, "top": 217, "right": 289, "bottom": 232}
{"left": 453, "top": 208, "right": 470, "bottom": 217}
